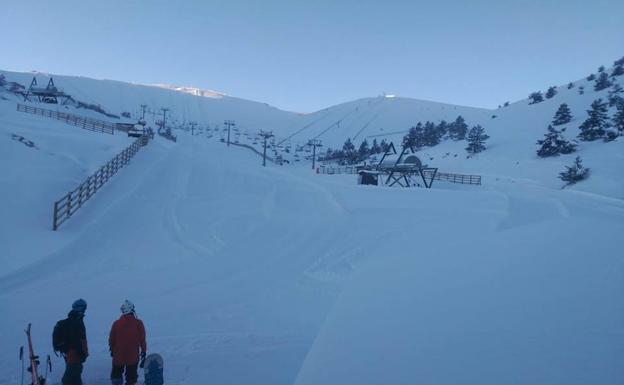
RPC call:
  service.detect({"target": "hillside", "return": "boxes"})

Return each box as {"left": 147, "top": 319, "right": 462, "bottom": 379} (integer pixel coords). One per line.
{"left": 0, "top": 61, "right": 623, "bottom": 385}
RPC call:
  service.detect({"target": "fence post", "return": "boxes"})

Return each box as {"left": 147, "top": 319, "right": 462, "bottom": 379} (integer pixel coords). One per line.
{"left": 67, "top": 193, "right": 73, "bottom": 217}
{"left": 52, "top": 201, "right": 59, "bottom": 231}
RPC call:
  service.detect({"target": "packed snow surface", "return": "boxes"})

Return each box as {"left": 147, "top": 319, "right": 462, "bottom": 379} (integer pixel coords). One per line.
{"left": 0, "top": 67, "right": 623, "bottom": 385}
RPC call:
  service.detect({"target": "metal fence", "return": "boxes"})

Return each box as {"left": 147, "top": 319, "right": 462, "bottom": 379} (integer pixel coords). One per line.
{"left": 52, "top": 135, "right": 149, "bottom": 230}
{"left": 17, "top": 103, "right": 115, "bottom": 134}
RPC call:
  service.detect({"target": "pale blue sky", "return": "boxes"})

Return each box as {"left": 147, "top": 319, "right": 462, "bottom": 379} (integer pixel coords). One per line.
{"left": 3, "top": 0, "right": 623, "bottom": 112}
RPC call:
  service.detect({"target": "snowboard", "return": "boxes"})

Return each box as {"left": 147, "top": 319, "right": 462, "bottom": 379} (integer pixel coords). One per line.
{"left": 143, "top": 353, "right": 163, "bottom": 385}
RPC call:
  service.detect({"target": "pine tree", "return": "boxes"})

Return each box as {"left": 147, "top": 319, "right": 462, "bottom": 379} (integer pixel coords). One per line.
{"left": 611, "top": 101, "right": 624, "bottom": 135}
{"left": 536, "top": 125, "right": 577, "bottom": 157}
{"left": 587, "top": 73, "right": 596, "bottom": 81}
{"left": 578, "top": 86, "right": 585, "bottom": 95}
{"left": 342, "top": 138, "right": 357, "bottom": 164}
{"left": 422, "top": 121, "right": 440, "bottom": 146}
{"left": 358, "top": 139, "right": 370, "bottom": 161}
{"left": 402, "top": 123, "right": 425, "bottom": 149}
{"left": 0, "top": 74, "right": 6, "bottom": 88}
{"left": 448, "top": 115, "right": 468, "bottom": 140}
{"left": 371, "top": 138, "right": 381, "bottom": 154}
{"left": 379, "top": 139, "right": 390, "bottom": 153}
{"left": 615, "top": 56, "right": 624, "bottom": 66}
{"left": 545, "top": 86, "right": 558, "bottom": 99}
{"left": 578, "top": 99, "right": 610, "bottom": 141}
{"left": 612, "top": 64, "right": 624, "bottom": 77}
{"left": 465, "top": 125, "right": 490, "bottom": 154}
{"left": 598, "top": 65, "right": 606, "bottom": 73}
{"left": 608, "top": 83, "right": 623, "bottom": 107}
{"left": 437, "top": 120, "right": 449, "bottom": 139}
{"left": 594, "top": 72, "right": 613, "bottom": 91}
{"left": 503, "top": 101, "right": 510, "bottom": 107}
{"left": 559, "top": 156, "right": 589, "bottom": 186}
{"left": 528, "top": 91, "right": 544, "bottom": 104}
{"left": 552, "top": 103, "right": 573, "bottom": 126}
{"left": 567, "top": 82, "right": 575, "bottom": 89}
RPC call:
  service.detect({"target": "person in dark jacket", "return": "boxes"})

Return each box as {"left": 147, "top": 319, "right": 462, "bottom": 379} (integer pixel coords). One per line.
{"left": 109, "top": 300, "right": 147, "bottom": 385}
{"left": 62, "top": 299, "right": 89, "bottom": 385}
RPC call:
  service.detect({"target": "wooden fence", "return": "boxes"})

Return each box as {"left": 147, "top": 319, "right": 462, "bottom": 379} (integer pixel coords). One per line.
{"left": 317, "top": 165, "right": 359, "bottom": 174}
{"left": 52, "top": 135, "right": 149, "bottom": 231}
{"left": 423, "top": 171, "right": 481, "bottom": 185}
{"left": 17, "top": 103, "right": 116, "bottom": 134}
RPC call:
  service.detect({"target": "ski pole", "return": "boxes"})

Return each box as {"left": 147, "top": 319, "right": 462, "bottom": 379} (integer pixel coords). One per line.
{"left": 19, "top": 346, "right": 24, "bottom": 385}
{"left": 44, "top": 355, "right": 51, "bottom": 380}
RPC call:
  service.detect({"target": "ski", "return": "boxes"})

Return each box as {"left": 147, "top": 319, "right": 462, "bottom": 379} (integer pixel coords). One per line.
{"left": 24, "top": 323, "right": 48, "bottom": 385}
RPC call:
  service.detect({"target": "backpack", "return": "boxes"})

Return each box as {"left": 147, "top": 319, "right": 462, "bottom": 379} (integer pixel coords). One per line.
{"left": 52, "top": 319, "right": 69, "bottom": 354}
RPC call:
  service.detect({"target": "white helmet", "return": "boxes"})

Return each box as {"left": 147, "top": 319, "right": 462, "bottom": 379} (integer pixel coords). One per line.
{"left": 120, "top": 299, "right": 135, "bottom": 315}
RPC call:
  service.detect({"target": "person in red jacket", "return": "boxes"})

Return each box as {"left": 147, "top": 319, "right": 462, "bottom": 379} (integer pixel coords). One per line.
{"left": 109, "top": 300, "right": 147, "bottom": 385}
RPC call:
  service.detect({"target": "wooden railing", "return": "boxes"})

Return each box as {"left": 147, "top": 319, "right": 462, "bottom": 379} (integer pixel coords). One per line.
{"left": 317, "top": 165, "right": 359, "bottom": 174}
{"left": 423, "top": 171, "right": 482, "bottom": 185}
{"left": 52, "top": 135, "right": 149, "bottom": 231}
{"left": 17, "top": 103, "right": 115, "bottom": 134}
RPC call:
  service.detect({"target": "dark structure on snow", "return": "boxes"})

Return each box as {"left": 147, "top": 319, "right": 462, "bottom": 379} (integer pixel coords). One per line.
{"left": 23, "top": 77, "right": 71, "bottom": 104}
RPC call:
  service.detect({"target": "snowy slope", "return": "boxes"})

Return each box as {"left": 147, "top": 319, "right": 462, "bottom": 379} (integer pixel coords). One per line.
{"left": 0, "top": 62, "right": 622, "bottom": 385}
{"left": 0, "top": 97, "right": 131, "bottom": 274}
{"left": 0, "top": 70, "right": 301, "bottom": 133}
{"left": 275, "top": 95, "right": 491, "bottom": 147}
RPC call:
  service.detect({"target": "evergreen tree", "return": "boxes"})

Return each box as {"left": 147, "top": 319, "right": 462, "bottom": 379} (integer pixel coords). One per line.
{"left": 607, "top": 83, "right": 624, "bottom": 107}
{"left": 536, "top": 125, "right": 577, "bottom": 157}
{"left": 594, "top": 72, "right": 613, "bottom": 91}
{"left": 578, "top": 99, "right": 610, "bottom": 141}
{"left": 545, "top": 86, "right": 558, "bottom": 99}
{"left": 448, "top": 116, "right": 468, "bottom": 140}
{"left": 567, "top": 82, "right": 575, "bottom": 89}
{"left": 371, "top": 138, "right": 381, "bottom": 154}
{"left": 358, "top": 139, "right": 370, "bottom": 161}
{"left": 528, "top": 91, "right": 544, "bottom": 104}
{"left": 611, "top": 64, "right": 624, "bottom": 77}
{"left": 578, "top": 86, "right": 585, "bottom": 95}
{"left": 598, "top": 65, "right": 606, "bottom": 73}
{"left": 552, "top": 103, "right": 573, "bottom": 126}
{"left": 403, "top": 123, "right": 425, "bottom": 149}
{"left": 559, "top": 156, "right": 589, "bottom": 185}
{"left": 422, "top": 121, "right": 441, "bottom": 146}
{"left": 611, "top": 101, "right": 624, "bottom": 135}
{"left": 342, "top": 138, "right": 357, "bottom": 164}
{"left": 379, "top": 139, "right": 390, "bottom": 153}
{"left": 0, "top": 74, "right": 6, "bottom": 88}
{"left": 437, "top": 120, "right": 449, "bottom": 139}
{"left": 615, "top": 56, "right": 624, "bottom": 66}
{"left": 465, "top": 125, "right": 489, "bottom": 154}
{"left": 586, "top": 73, "right": 596, "bottom": 81}
{"left": 503, "top": 101, "right": 510, "bottom": 107}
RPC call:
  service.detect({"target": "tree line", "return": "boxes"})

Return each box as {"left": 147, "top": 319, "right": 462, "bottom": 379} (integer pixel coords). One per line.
{"left": 322, "top": 116, "right": 490, "bottom": 165}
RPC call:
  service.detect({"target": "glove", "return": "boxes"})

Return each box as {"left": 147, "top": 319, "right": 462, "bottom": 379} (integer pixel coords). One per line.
{"left": 139, "top": 352, "right": 146, "bottom": 368}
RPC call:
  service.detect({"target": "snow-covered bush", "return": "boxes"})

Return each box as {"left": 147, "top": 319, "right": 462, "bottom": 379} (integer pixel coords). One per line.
{"left": 559, "top": 156, "right": 589, "bottom": 186}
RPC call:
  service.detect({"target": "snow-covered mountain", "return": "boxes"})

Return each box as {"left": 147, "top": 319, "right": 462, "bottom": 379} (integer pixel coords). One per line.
{"left": 1, "top": 61, "right": 623, "bottom": 385}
